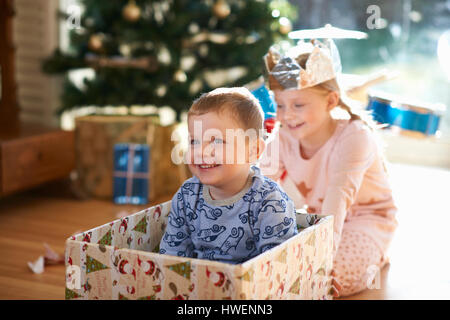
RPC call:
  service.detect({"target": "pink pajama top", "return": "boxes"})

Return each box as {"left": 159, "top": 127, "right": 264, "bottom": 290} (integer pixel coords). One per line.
{"left": 260, "top": 119, "right": 398, "bottom": 257}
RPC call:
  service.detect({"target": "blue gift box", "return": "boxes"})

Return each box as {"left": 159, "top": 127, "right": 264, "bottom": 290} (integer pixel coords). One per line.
{"left": 113, "top": 143, "right": 150, "bottom": 205}
{"left": 251, "top": 84, "right": 277, "bottom": 120}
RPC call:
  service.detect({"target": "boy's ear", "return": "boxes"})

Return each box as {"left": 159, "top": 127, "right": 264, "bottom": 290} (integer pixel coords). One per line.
{"left": 249, "top": 138, "right": 266, "bottom": 163}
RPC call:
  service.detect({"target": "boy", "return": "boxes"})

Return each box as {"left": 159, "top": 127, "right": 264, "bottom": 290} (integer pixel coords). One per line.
{"left": 159, "top": 87, "right": 297, "bottom": 264}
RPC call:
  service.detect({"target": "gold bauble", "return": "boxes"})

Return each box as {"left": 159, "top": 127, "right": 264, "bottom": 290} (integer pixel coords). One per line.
{"left": 212, "top": 0, "right": 231, "bottom": 19}
{"left": 88, "top": 34, "right": 103, "bottom": 51}
{"left": 173, "top": 69, "right": 187, "bottom": 83}
{"left": 123, "top": 0, "right": 141, "bottom": 22}
{"left": 279, "top": 17, "right": 292, "bottom": 35}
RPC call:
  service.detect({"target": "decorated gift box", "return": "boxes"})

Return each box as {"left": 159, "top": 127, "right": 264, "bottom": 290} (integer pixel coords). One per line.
{"left": 113, "top": 143, "right": 150, "bottom": 205}
{"left": 247, "top": 78, "right": 277, "bottom": 134}
{"left": 74, "top": 115, "right": 190, "bottom": 202}
{"left": 65, "top": 201, "right": 334, "bottom": 300}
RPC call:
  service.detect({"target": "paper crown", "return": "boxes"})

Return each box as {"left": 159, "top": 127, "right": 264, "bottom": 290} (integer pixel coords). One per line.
{"left": 263, "top": 38, "right": 342, "bottom": 91}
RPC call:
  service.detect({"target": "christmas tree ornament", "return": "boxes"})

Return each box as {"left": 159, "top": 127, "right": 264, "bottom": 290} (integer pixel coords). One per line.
{"left": 279, "top": 17, "right": 292, "bottom": 35}
{"left": 155, "top": 85, "right": 167, "bottom": 97}
{"left": 123, "top": 0, "right": 141, "bottom": 22}
{"left": 174, "top": 69, "right": 187, "bottom": 82}
{"left": 198, "top": 44, "right": 209, "bottom": 57}
{"left": 157, "top": 46, "right": 171, "bottom": 65}
{"left": 189, "top": 78, "right": 203, "bottom": 95}
{"left": 213, "top": 0, "right": 231, "bottom": 19}
{"left": 181, "top": 55, "right": 196, "bottom": 71}
{"left": 188, "top": 23, "right": 200, "bottom": 34}
{"left": 119, "top": 44, "right": 132, "bottom": 57}
{"left": 88, "top": 34, "right": 104, "bottom": 51}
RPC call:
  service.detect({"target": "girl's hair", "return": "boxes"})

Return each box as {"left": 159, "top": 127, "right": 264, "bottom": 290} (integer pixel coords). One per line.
{"left": 295, "top": 53, "right": 377, "bottom": 130}
{"left": 314, "top": 78, "right": 377, "bottom": 130}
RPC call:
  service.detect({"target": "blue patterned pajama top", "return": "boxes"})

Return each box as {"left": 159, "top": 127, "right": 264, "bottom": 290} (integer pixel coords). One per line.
{"left": 159, "top": 166, "right": 298, "bottom": 264}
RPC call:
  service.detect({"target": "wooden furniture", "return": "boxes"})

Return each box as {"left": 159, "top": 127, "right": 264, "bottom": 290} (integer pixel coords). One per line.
{"left": 0, "top": 0, "right": 19, "bottom": 132}
{"left": 0, "top": 0, "right": 75, "bottom": 197}
{"left": 0, "top": 124, "right": 75, "bottom": 197}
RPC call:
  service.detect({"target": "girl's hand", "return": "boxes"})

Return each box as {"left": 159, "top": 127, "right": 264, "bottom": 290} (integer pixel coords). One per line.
{"left": 329, "top": 270, "right": 343, "bottom": 298}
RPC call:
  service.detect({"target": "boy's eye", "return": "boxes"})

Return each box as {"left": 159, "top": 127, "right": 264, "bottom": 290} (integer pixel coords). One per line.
{"left": 213, "top": 138, "right": 224, "bottom": 144}
{"left": 190, "top": 139, "right": 200, "bottom": 145}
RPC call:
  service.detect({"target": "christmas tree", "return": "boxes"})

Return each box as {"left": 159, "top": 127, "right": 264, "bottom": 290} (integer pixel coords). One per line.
{"left": 42, "top": 0, "right": 297, "bottom": 120}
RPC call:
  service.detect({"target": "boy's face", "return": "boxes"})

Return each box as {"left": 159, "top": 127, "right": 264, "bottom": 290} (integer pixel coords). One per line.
{"left": 186, "top": 111, "right": 263, "bottom": 189}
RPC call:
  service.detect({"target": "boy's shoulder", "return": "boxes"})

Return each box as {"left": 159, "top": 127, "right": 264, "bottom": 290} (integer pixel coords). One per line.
{"left": 176, "top": 175, "right": 202, "bottom": 197}
{"left": 250, "top": 166, "right": 291, "bottom": 201}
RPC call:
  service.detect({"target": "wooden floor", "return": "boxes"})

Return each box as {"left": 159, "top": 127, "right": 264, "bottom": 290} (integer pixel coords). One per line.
{"left": 0, "top": 163, "right": 449, "bottom": 300}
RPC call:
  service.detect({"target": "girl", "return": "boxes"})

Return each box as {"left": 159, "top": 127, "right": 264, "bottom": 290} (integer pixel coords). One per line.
{"left": 260, "top": 40, "right": 398, "bottom": 297}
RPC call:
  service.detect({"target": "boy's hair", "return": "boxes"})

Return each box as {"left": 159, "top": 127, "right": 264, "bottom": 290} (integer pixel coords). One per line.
{"left": 188, "top": 87, "right": 264, "bottom": 133}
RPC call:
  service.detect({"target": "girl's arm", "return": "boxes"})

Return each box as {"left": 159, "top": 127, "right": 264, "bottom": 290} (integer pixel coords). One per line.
{"left": 322, "top": 125, "right": 376, "bottom": 257}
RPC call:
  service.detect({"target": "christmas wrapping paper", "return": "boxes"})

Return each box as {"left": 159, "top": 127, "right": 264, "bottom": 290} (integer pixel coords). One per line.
{"left": 65, "top": 201, "right": 334, "bottom": 300}
{"left": 74, "top": 115, "right": 190, "bottom": 201}
{"left": 113, "top": 143, "right": 150, "bottom": 205}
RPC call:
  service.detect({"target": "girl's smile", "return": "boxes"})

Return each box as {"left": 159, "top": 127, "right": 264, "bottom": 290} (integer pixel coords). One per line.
{"left": 287, "top": 122, "right": 305, "bottom": 130}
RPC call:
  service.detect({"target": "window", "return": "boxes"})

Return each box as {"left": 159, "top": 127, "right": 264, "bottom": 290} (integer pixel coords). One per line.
{"left": 290, "top": 0, "right": 450, "bottom": 137}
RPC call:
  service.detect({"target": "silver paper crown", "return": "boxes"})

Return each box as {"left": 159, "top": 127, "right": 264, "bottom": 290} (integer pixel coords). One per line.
{"left": 264, "top": 38, "right": 342, "bottom": 90}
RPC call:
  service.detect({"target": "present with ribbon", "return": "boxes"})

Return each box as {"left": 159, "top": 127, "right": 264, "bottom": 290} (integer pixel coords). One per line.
{"left": 113, "top": 143, "right": 150, "bottom": 205}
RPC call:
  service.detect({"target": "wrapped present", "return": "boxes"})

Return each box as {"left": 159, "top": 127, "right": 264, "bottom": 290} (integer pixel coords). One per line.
{"left": 65, "top": 201, "right": 334, "bottom": 300}
{"left": 113, "top": 144, "right": 149, "bottom": 205}
{"left": 247, "top": 78, "right": 278, "bottom": 134}
{"left": 250, "top": 83, "right": 277, "bottom": 120}
{"left": 74, "top": 115, "right": 190, "bottom": 202}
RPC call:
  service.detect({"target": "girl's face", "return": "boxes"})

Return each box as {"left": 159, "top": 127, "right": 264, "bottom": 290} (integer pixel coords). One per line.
{"left": 274, "top": 88, "right": 335, "bottom": 142}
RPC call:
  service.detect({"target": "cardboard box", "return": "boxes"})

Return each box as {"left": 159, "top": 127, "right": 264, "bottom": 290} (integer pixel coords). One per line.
{"left": 65, "top": 201, "right": 334, "bottom": 300}
{"left": 74, "top": 115, "right": 189, "bottom": 201}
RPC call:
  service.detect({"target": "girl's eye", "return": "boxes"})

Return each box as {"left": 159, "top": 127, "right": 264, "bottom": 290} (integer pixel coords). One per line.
{"left": 277, "top": 104, "right": 284, "bottom": 109}
{"left": 294, "top": 104, "right": 304, "bottom": 108}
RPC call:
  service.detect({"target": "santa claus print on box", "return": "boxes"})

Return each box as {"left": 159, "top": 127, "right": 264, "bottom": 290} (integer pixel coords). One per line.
{"left": 65, "top": 201, "right": 334, "bottom": 299}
